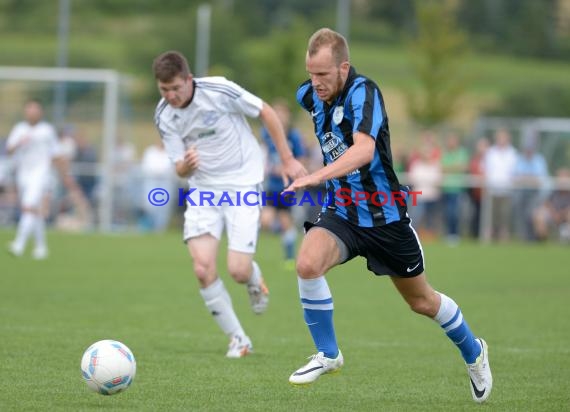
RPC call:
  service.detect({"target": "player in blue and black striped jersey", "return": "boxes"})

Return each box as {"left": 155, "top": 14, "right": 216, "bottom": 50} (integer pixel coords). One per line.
{"left": 285, "top": 28, "right": 492, "bottom": 403}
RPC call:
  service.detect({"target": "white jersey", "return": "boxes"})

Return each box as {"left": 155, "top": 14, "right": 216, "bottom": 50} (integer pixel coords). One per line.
{"left": 154, "top": 76, "right": 265, "bottom": 189}
{"left": 6, "top": 120, "right": 60, "bottom": 186}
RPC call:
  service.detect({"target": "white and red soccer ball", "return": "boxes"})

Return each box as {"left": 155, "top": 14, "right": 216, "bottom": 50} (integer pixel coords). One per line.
{"left": 81, "top": 340, "right": 136, "bottom": 395}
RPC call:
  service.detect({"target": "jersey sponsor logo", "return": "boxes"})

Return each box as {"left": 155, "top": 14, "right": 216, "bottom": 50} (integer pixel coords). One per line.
{"left": 333, "top": 106, "right": 344, "bottom": 125}
{"left": 198, "top": 129, "right": 216, "bottom": 138}
{"left": 321, "top": 132, "right": 347, "bottom": 161}
{"left": 311, "top": 110, "right": 321, "bottom": 118}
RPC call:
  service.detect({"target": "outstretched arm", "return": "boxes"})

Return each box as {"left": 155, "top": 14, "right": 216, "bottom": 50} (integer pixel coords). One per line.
{"left": 283, "top": 132, "right": 375, "bottom": 192}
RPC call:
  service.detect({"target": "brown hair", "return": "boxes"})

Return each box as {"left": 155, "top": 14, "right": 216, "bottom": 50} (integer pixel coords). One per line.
{"left": 307, "top": 28, "right": 349, "bottom": 65}
{"left": 152, "top": 51, "right": 191, "bottom": 82}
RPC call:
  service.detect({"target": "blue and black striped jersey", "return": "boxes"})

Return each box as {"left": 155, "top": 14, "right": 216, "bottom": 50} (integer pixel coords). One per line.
{"left": 296, "top": 66, "right": 407, "bottom": 227}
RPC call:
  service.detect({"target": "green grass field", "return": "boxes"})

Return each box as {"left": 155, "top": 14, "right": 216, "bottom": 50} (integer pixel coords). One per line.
{"left": 1, "top": 230, "right": 569, "bottom": 411}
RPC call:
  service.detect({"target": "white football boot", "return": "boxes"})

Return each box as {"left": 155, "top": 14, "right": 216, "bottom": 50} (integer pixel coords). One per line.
{"left": 467, "top": 338, "right": 492, "bottom": 403}
{"left": 226, "top": 335, "right": 253, "bottom": 358}
{"left": 247, "top": 278, "right": 269, "bottom": 315}
{"left": 289, "top": 350, "right": 344, "bottom": 385}
{"left": 32, "top": 246, "right": 48, "bottom": 260}
{"left": 7, "top": 242, "right": 24, "bottom": 257}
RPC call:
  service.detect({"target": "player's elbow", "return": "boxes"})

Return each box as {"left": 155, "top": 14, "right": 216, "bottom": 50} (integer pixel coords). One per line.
{"left": 362, "top": 149, "right": 374, "bottom": 164}
{"left": 258, "top": 102, "right": 271, "bottom": 121}
{"left": 352, "top": 148, "right": 374, "bottom": 169}
{"left": 353, "top": 134, "right": 375, "bottom": 165}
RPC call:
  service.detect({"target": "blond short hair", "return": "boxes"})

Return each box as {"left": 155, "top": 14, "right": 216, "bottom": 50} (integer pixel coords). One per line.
{"left": 307, "top": 28, "right": 349, "bottom": 65}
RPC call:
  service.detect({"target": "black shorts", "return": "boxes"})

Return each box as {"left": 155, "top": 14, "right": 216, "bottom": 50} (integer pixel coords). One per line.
{"left": 304, "top": 211, "right": 425, "bottom": 277}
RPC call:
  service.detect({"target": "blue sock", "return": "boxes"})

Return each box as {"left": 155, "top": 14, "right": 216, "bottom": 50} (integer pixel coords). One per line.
{"left": 285, "top": 242, "right": 295, "bottom": 260}
{"left": 298, "top": 277, "right": 338, "bottom": 358}
{"left": 434, "top": 292, "right": 482, "bottom": 364}
{"left": 282, "top": 228, "right": 296, "bottom": 260}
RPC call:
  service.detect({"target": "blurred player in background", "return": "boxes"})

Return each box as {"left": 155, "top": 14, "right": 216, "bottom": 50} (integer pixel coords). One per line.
{"left": 6, "top": 100, "right": 75, "bottom": 259}
{"left": 284, "top": 28, "right": 492, "bottom": 403}
{"left": 152, "top": 51, "right": 306, "bottom": 358}
{"left": 260, "top": 99, "right": 306, "bottom": 267}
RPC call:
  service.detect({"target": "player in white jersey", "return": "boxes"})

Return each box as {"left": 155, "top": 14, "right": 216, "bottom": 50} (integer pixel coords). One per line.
{"left": 152, "top": 51, "right": 307, "bottom": 358}
{"left": 6, "top": 100, "right": 73, "bottom": 259}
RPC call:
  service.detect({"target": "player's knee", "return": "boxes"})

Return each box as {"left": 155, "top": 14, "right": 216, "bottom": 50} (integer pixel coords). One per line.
{"left": 193, "top": 261, "right": 215, "bottom": 283}
{"left": 227, "top": 262, "right": 250, "bottom": 283}
{"left": 296, "top": 255, "right": 322, "bottom": 279}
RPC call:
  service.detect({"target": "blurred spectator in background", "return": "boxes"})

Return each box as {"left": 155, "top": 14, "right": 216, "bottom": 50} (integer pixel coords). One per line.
{"left": 532, "top": 168, "right": 570, "bottom": 243}
{"left": 467, "top": 137, "right": 490, "bottom": 239}
{"left": 512, "top": 135, "right": 548, "bottom": 241}
{"left": 112, "top": 137, "right": 137, "bottom": 228}
{"left": 482, "top": 128, "right": 518, "bottom": 241}
{"left": 407, "top": 129, "right": 441, "bottom": 171}
{"left": 408, "top": 146, "right": 442, "bottom": 240}
{"left": 53, "top": 126, "right": 77, "bottom": 215}
{"left": 260, "top": 99, "right": 306, "bottom": 266}
{"left": 74, "top": 133, "right": 98, "bottom": 210}
{"left": 58, "top": 125, "right": 77, "bottom": 161}
{"left": 52, "top": 126, "right": 93, "bottom": 232}
{"left": 0, "top": 136, "right": 18, "bottom": 226}
{"left": 139, "top": 142, "right": 176, "bottom": 232}
{"left": 441, "top": 132, "right": 469, "bottom": 245}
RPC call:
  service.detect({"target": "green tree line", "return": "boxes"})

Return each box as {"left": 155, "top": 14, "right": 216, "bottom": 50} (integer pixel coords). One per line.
{"left": 1, "top": 0, "right": 567, "bottom": 59}
{"left": 0, "top": 0, "right": 569, "bottom": 124}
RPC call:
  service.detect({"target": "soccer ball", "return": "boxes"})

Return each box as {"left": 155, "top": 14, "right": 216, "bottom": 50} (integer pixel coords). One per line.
{"left": 80, "top": 340, "right": 136, "bottom": 395}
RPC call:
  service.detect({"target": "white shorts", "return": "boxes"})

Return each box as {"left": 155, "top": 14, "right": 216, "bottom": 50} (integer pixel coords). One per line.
{"left": 183, "top": 186, "right": 261, "bottom": 254}
{"left": 18, "top": 178, "right": 49, "bottom": 209}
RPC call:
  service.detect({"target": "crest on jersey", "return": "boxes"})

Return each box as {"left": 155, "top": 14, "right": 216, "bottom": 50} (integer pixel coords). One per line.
{"left": 202, "top": 111, "right": 220, "bottom": 127}
{"left": 333, "top": 106, "right": 344, "bottom": 125}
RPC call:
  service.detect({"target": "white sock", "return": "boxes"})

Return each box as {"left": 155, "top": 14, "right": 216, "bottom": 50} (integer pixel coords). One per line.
{"left": 13, "top": 212, "right": 36, "bottom": 250}
{"left": 247, "top": 261, "right": 262, "bottom": 287}
{"left": 200, "top": 278, "right": 245, "bottom": 338}
{"left": 34, "top": 216, "right": 47, "bottom": 250}
{"left": 433, "top": 292, "right": 457, "bottom": 325}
